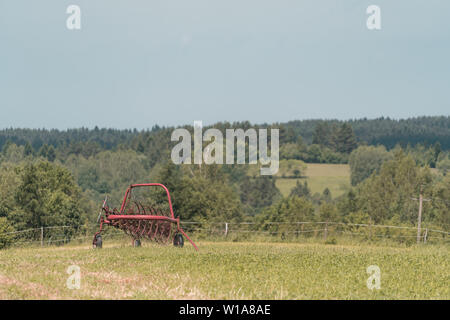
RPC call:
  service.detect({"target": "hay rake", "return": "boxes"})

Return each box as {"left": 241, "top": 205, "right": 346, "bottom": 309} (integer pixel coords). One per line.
{"left": 93, "top": 183, "right": 198, "bottom": 250}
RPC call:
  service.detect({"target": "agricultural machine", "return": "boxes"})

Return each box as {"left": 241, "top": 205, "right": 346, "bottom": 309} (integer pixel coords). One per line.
{"left": 92, "top": 183, "right": 198, "bottom": 250}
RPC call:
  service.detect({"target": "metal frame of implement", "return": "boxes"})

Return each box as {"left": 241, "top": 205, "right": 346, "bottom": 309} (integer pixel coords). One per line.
{"left": 93, "top": 183, "right": 198, "bottom": 250}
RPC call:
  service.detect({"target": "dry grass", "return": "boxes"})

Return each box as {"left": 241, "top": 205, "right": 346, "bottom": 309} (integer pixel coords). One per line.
{"left": 304, "top": 163, "right": 350, "bottom": 177}
{"left": 0, "top": 241, "right": 448, "bottom": 300}
{"left": 275, "top": 163, "right": 351, "bottom": 198}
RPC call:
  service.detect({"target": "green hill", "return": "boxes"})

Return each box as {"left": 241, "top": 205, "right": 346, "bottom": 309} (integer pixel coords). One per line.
{"left": 275, "top": 162, "right": 351, "bottom": 198}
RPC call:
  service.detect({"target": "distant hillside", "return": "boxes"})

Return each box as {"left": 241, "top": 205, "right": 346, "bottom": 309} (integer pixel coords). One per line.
{"left": 283, "top": 116, "right": 450, "bottom": 149}
{"left": 0, "top": 116, "right": 449, "bottom": 152}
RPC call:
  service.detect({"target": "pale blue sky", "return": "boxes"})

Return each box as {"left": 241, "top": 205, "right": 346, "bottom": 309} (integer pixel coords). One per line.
{"left": 0, "top": 0, "right": 449, "bottom": 129}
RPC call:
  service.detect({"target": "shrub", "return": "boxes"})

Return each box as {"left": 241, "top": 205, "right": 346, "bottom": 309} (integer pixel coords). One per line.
{"left": 0, "top": 217, "right": 15, "bottom": 249}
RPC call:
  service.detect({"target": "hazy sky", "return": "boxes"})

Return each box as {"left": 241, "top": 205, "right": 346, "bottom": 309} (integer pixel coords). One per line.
{"left": 0, "top": 0, "right": 449, "bottom": 129}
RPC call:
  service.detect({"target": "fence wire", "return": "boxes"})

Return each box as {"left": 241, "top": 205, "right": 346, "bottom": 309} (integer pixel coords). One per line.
{"left": 1, "top": 221, "right": 448, "bottom": 248}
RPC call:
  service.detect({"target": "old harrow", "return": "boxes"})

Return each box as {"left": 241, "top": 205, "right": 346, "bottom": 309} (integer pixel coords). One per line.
{"left": 93, "top": 183, "right": 198, "bottom": 250}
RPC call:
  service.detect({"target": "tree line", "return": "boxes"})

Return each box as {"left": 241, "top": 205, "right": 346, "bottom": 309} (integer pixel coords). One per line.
{"left": 0, "top": 117, "right": 448, "bottom": 247}
{"left": 0, "top": 116, "right": 449, "bottom": 161}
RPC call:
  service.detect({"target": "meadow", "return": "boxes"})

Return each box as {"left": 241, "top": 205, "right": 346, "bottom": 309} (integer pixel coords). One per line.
{"left": 0, "top": 240, "right": 448, "bottom": 299}
{"left": 274, "top": 162, "right": 351, "bottom": 198}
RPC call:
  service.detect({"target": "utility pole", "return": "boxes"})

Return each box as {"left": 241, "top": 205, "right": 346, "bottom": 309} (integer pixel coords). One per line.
{"left": 411, "top": 186, "right": 431, "bottom": 244}
{"left": 417, "top": 190, "right": 423, "bottom": 244}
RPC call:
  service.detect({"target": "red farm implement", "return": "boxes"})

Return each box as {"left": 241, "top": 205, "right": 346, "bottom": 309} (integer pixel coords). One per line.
{"left": 92, "top": 183, "right": 198, "bottom": 250}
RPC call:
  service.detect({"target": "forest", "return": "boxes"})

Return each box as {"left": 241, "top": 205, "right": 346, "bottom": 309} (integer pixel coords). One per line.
{"left": 0, "top": 116, "right": 449, "bottom": 248}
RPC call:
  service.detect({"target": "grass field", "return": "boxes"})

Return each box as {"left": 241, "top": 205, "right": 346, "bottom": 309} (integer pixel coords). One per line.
{"left": 275, "top": 163, "right": 351, "bottom": 198}
{"left": 0, "top": 241, "right": 448, "bottom": 299}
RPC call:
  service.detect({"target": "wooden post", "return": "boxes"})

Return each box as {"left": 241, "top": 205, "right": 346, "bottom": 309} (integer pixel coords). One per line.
{"left": 224, "top": 222, "right": 228, "bottom": 238}
{"left": 417, "top": 189, "right": 423, "bottom": 244}
{"left": 324, "top": 222, "right": 328, "bottom": 241}
{"left": 411, "top": 186, "right": 430, "bottom": 245}
{"left": 40, "top": 227, "right": 44, "bottom": 247}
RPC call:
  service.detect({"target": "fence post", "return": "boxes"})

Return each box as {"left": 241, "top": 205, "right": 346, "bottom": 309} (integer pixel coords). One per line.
{"left": 324, "top": 222, "right": 328, "bottom": 241}
{"left": 224, "top": 222, "right": 228, "bottom": 238}
{"left": 40, "top": 227, "right": 44, "bottom": 247}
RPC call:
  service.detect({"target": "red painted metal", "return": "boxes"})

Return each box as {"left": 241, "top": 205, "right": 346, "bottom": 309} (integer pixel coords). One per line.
{"left": 93, "top": 183, "right": 198, "bottom": 250}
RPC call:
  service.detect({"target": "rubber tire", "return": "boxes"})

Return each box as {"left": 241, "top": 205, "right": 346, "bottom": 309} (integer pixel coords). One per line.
{"left": 133, "top": 239, "right": 141, "bottom": 247}
{"left": 94, "top": 235, "right": 102, "bottom": 249}
{"left": 173, "top": 234, "right": 184, "bottom": 248}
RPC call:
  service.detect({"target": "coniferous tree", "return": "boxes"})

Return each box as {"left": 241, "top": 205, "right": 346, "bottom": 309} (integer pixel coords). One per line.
{"left": 23, "top": 142, "right": 34, "bottom": 157}
{"left": 289, "top": 180, "right": 311, "bottom": 198}
{"left": 312, "top": 123, "right": 331, "bottom": 146}
{"left": 47, "top": 145, "right": 56, "bottom": 162}
{"left": 38, "top": 144, "right": 49, "bottom": 158}
{"left": 335, "top": 123, "right": 357, "bottom": 153}
{"left": 322, "top": 188, "right": 332, "bottom": 203}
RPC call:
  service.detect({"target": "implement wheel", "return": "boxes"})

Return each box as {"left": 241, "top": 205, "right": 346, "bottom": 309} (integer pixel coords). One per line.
{"left": 93, "top": 234, "right": 102, "bottom": 249}
{"left": 173, "top": 234, "right": 184, "bottom": 247}
{"left": 133, "top": 239, "right": 141, "bottom": 247}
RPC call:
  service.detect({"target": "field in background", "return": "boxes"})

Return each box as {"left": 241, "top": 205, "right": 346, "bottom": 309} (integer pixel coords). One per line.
{"left": 0, "top": 241, "right": 448, "bottom": 299}
{"left": 275, "top": 163, "right": 351, "bottom": 198}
